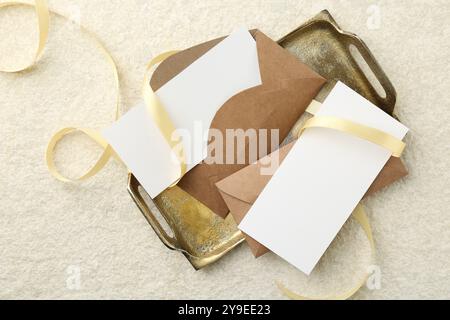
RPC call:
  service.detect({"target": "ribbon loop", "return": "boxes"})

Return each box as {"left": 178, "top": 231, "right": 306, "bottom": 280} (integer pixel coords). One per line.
{"left": 0, "top": 0, "right": 49, "bottom": 73}
{"left": 0, "top": 1, "right": 122, "bottom": 182}
{"left": 45, "top": 127, "right": 113, "bottom": 182}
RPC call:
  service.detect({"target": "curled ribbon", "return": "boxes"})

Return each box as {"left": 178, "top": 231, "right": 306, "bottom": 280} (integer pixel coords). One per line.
{"left": 0, "top": 0, "right": 120, "bottom": 181}
{"left": 46, "top": 50, "right": 184, "bottom": 182}
{"left": 0, "top": 0, "right": 49, "bottom": 72}
{"left": 0, "top": 1, "right": 183, "bottom": 182}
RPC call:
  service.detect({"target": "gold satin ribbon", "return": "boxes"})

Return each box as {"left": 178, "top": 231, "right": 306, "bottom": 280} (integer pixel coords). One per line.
{"left": 301, "top": 116, "right": 405, "bottom": 157}
{"left": 0, "top": 0, "right": 49, "bottom": 73}
{"left": 142, "top": 51, "right": 187, "bottom": 186}
{"left": 0, "top": 1, "right": 182, "bottom": 182}
{"left": 43, "top": 19, "right": 119, "bottom": 181}
{"left": 46, "top": 128, "right": 114, "bottom": 182}
{"left": 46, "top": 50, "right": 184, "bottom": 182}
{"left": 0, "top": 0, "right": 120, "bottom": 181}
{"left": 1, "top": 0, "right": 406, "bottom": 300}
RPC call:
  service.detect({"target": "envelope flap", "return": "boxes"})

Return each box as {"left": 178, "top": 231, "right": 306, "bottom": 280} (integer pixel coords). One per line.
{"left": 150, "top": 37, "right": 224, "bottom": 91}
{"left": 150, "top": 29, "right": 324, "bottom": 92}
{"left": 216, "top": 142, "right": 295, "bottom": 204}
{"left": 151, "top": 30, "right": 257, "bottom": 91}
{"left": 254, "top": 30, "right": 324, "bottom": 83}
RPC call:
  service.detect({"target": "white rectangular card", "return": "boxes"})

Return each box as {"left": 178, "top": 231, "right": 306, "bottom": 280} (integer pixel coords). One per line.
{"left": 102, "top": 28, "right": 262, "bottom": 198}
{"left": 239, "top": 82, "right": 408, "bottom": 275}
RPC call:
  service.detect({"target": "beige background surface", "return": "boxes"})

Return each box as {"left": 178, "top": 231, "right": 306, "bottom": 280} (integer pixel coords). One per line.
{"left": 0, "top": 0, "right": 448, "bottom": 299}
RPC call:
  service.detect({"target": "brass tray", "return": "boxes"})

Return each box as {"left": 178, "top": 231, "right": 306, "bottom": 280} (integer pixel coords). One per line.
{"left": 127, "top": 10, "right": 397, "bottom": 270}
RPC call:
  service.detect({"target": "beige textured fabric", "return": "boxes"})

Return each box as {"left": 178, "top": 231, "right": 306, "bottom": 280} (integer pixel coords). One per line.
{"left": 0, "top": 0, "right": 449, "bottom": 299}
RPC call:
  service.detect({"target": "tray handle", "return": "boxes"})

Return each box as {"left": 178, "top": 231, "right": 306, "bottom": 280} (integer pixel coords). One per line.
{"left": 127, "top": 174, "right": 181, "bottom": 252}
{"left": 343, "top": 32, "right": 397, "bottom": 114}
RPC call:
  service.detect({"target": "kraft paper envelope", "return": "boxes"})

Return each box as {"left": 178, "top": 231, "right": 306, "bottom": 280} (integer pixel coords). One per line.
{"left": 150, "top": 30, "right": 327, "bottom": 217}
{"left": 103, "top": 28, "right": 261, "bottom": 198}
{"left": 216, "top": 140, "right": 408, "bottom": 258}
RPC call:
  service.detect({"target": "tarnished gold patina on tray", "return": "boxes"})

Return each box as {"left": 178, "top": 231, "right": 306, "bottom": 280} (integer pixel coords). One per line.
{"left": 279, "top": 10, "right": 396, "bottom": 115}
{"left": 128, "top": 175, "right": 243, "bottom": 269}
{"left": 127, "top": 10, "right": 397, "bottom": 269}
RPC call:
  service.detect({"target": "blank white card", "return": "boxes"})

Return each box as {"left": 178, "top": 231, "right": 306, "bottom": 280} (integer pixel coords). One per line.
{"left": 102, "top": 28, "right": 261, "bottom": 198}
{"left": 239, "top": 82, "right": 408, "bottom": 275}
